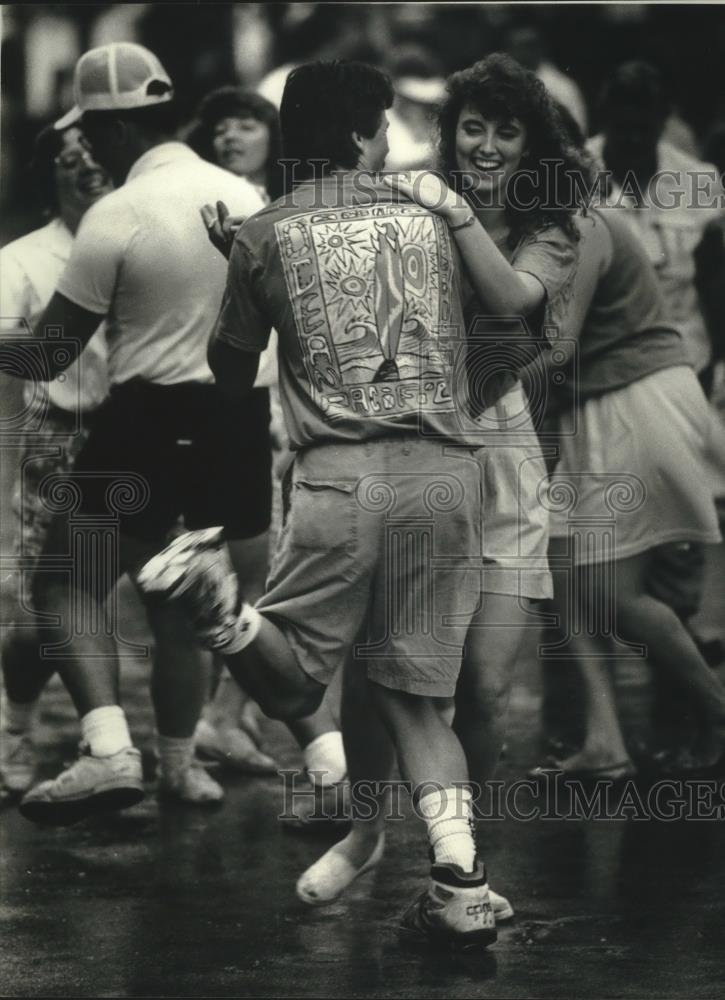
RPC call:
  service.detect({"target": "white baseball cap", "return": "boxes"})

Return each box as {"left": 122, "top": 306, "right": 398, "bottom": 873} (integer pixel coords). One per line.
{"left": 54, "top": 42, "right": 173, "bottom": 130}
{"left": 394, "top": 76, "right": 446, "bottom": 105}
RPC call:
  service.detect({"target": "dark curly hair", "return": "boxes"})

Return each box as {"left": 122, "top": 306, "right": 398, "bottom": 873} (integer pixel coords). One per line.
{"left": 187, "top": 87, "right": 284, "bottom": 200}
{"left": 438, "top": 54, "right": 594, "bottom": 245}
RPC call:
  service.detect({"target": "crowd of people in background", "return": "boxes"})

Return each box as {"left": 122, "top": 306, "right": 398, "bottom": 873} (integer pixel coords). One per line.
{"left": 1, "top": 9, "right": 725, "bottom": 949}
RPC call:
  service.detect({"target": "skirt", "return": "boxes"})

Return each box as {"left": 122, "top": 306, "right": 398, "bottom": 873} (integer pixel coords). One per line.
{"left": 548, "top": 365, "right": 721, "bottom": 564}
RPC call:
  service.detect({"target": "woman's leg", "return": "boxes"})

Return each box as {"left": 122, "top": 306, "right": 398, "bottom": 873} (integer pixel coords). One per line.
{"left": 295, "top": 651, "right": 393, "bottom": 904}
{"left": 454, "top": 593, "right": 530, "bottom": 786}
{"left": 614, "top": 550, "right": 725, "bottom": 761}
{"left": 547, "top": 558, "right": 634, "bottom": 772}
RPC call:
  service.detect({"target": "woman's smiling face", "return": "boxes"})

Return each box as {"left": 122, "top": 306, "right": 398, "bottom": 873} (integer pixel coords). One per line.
{"left": 454, "top": 105, "right": 528, "bottom": 200}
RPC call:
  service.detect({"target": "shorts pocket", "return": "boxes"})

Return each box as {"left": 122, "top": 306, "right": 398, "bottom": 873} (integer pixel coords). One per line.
{"left": 288, "top": 478, "right": 357, "bottom": 552}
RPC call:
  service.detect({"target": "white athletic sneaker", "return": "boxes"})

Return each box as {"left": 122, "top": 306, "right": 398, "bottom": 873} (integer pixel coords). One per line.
{"left": 158, "top": 759, "right": 225, "bottom": 804}
{"left": 0, "top": 729, "right": 38, "bottom": 793}
{"left": 489, "top": 888, "right": 514, "bottom": 922}
{"left": 194, "top": 718, "right": 278, "bottom": 774}
{"left": 136, "top": 528, "right": 255, "bottom": 653}
{"left": 19, "top": 745, "right": 144, "bottom": 826}
{"left": 400, "top": 860, "right": 497, "bottom": 949}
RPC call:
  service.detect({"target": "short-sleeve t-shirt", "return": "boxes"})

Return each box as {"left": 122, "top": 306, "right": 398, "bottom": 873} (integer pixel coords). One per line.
{"left": 214, "top": 175, "right": 480, "bottom": 449}
{"left": 463, "top": 223, "right": 578, "bottom": 414}
{"left": 559, "top": 207, "right": 688, "bottom": 401}
{"left": 57, "top": 142, "right": 266, "bottom": 386}
{"left": 587, "top": 135, "right": 723, "bottom": 372}
{"left": 0, "top": 218, "right": 108, "bottom": 413}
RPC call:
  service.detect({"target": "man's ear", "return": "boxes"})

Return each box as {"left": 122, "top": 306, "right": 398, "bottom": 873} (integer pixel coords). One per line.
{"left": 351, "top": 130, "right": 365, "bottom": 157}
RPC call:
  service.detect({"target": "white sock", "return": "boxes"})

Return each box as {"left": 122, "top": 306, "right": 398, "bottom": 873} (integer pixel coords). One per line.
{"left": 418, "top": 786, "right": 476, "bottom": 872}
{"left": 81, "top": 706, "right": 133, "bottom": 757}
{"left": 223, "top": 604, "right": 262, "bottom": 654}
{"left": 304, "top": 730, "right": 347, "bottom": 787}
{"left": 157, "top": 735, "right": 194, "bottom": 780}
{"left": 1, "top": 696, "right": 40, "bottom": 734}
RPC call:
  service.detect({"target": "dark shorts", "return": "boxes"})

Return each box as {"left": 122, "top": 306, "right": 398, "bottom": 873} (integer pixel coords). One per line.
{"left": 69, "top": 380, "right": 272, "bottom": 543}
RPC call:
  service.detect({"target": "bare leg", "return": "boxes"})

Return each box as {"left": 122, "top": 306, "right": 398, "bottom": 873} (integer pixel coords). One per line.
{"left": 285, "top": 689, "right": 340, "bottom": 751}
{"left": 555, "top": 637, "right": 633, "bottom": 772}
{"left": 550, "top": 560, "right": 633, "bottom": 772}
{"left": 221, "top": 539, "right": 327, "bottom": 722}
{"left": 370, "top": 684, "right": 468, "bottom": 792}
{"left": 295, "top": 652, "right": 396, "bottom": 903}
{"left": 614, "top": 551, "right": 725, "bottom": 760}
{"left": 205, "top": 534, "right": 270, "bottom": 729}
{"left": 455, "top": 593, "right": 530, "bottom": 786}
{"left": 338, "top": 656, "right": 394, "bottom": 848}
{"left": 146, "top": 600, "right": 212, "bottom": 739}
{"left": 2, "top": 627, "right": 55, "bottom": 705}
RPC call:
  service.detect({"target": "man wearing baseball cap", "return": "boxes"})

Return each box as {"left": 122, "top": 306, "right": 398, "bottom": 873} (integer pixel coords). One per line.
{"left": 2, "top": 42, "right": 268, "bottom": 824}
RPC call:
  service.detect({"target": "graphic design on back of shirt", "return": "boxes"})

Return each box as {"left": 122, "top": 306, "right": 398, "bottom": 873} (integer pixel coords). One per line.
{"left": 276, "top": 202, "right": 457, "bottom": 422}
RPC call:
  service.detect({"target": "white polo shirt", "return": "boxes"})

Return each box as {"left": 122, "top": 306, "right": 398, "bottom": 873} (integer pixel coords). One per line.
{"left": 57, "top": 142, "right": 267, "bottom": 386}
{"left": 1, "top": 218, "right": 109, "bottom": 414}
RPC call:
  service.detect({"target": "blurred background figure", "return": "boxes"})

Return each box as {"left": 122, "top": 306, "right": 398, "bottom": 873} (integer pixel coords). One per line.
{"left": 256, "top": 3, "right": 382, "bottom": 108}
{"left": 505, "top": 24, "right": 588, "bottom": 134}
{"left": 585, "top": 60, "right": 725, "bottom": 766}
{"left": 0, "top": 123, "right": 111, "bottom": 796}
{"left": 187, "top": 87, "right": 284, "bottom": 201}
{"left": 383, "top": 45, "right": 444, "bottom": 172}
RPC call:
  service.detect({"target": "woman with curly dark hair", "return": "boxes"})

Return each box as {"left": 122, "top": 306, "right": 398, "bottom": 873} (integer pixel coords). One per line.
{"left": 386, "top": 54, "right": 594, "bottom": 796}
{"left": 188, "top": 87, "right": 284, "bottom": 201}
{"left": 437, "top": 54, "right": 592, "bottom": 245}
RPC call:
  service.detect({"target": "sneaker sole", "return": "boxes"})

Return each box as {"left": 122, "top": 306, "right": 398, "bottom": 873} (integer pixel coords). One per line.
{"left": 194, "top": 745, "right": 278, "bottom": 775}
{"left": 399, "top": 922, "right": 498, "bottom": 951}
{"left": 136, "top": 529, "right": 223, "bottom": 598}
{"left": 157, "top": 785, "right": 225, "bottom": 806}
{"left": 19, "top": 784, "right": 145, "bottom": 827}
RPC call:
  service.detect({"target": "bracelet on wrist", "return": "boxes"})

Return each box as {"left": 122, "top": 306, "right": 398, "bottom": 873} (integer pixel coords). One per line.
{"left": 448, "top": 213, "right": 476, "bottom": 233}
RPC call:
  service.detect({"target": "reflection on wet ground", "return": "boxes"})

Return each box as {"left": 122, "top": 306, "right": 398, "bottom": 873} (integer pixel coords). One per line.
{"left": 1, "top": 370, "right": 724, "bottom": 997}
{"left": 2, "top": 608, "right": 724, "bottom": 998}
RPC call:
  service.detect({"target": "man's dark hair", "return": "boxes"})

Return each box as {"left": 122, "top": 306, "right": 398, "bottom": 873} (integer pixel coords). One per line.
{"left": 598, "top": 61, "right": 671, "bottom": 124}
{"left": 279, "top": 60, "right": 393, "bottom": 180}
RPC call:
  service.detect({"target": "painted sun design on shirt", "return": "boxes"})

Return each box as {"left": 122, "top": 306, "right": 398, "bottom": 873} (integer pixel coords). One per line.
{"left": 314, "top": 223, "right": 367, "bottom": 270}
{"left": 323, "top": 257, "right": 373, "bottom": 321}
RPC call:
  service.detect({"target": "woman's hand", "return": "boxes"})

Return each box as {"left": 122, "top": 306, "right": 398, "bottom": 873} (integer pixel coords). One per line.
{"left": 383, "top": 171, "right": 471, "bottom": 225}
{"left": 200, "top": 200, "right": 248, "bottom": 260}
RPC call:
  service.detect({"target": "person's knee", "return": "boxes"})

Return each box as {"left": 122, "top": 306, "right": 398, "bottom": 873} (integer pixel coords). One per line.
{"left": 616, "top": 591, "right": 678, "bottom": 641}
{"left": 458, "top": 673, "right": 512, "bottom": 724}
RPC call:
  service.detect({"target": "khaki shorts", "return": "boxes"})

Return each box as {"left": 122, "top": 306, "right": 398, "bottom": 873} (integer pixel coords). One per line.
{"left": 477, "top": 383, "right": 552, "bottom": 599}
{"left": 256, "top": 436, "right": 485, "bottom": 697}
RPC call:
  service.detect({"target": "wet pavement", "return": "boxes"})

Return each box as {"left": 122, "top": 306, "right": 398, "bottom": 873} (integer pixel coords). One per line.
{"left": 2, "top": 374, "right": 725, "bottom": 998}
{"left": 2, "top": 590, "right": 725, "bottom": 998}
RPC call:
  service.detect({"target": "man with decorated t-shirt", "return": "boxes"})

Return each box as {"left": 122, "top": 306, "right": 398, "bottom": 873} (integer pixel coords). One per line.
{"left": 139, "top": 60, "right": 499, "bottom": 948}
